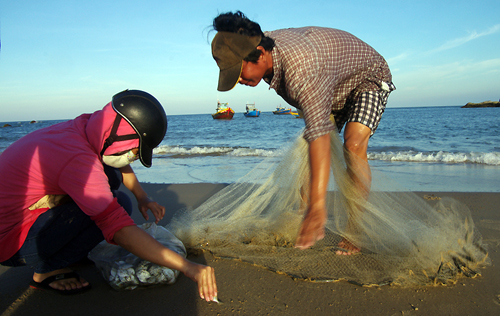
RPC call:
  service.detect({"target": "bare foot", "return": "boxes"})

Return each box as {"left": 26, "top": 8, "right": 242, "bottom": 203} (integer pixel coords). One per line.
{"left": 335, "top": 238, "right": 360, "bottom": 255}
{"left": 33, "top": 268, "right": 89, "bottom": 291}
{"left": 294, "top": 205, "right": 326, "bottom": 250}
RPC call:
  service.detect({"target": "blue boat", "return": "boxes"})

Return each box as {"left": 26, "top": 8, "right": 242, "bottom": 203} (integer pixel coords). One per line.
{"left": 244, "top": 103, "right": 260, "bottom": 117}
{"left": 272, "top": 105, "right": 292, "bottom": 115}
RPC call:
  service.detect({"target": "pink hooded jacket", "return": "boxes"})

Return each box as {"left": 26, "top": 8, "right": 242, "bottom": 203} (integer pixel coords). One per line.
{"left": 0, "top": 103, "right": 139, "bottom": 261}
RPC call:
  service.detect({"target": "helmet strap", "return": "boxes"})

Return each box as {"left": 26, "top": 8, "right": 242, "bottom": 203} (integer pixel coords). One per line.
{"left": 100, "top": 114, "right": 139, "bottom": 156}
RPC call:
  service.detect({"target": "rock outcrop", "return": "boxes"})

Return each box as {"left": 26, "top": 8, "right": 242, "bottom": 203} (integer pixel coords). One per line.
{"left": 462, "top": 101, "right": 500, "bottom": 108}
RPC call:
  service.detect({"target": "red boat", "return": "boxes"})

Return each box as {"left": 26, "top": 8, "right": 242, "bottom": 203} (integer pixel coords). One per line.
{"left": 212, "top": 101, "right": 235, "bottom": 119}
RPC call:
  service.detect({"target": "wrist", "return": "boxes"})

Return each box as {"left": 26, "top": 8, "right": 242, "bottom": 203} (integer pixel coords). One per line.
{"left": 309, "top": 195, "right": 326, "bottom": 208}
{"left": 179, "top": 259, "right": 196, "bottom": 277}
{"left": 137, "top": 195, "right": 152, "bottom": 203}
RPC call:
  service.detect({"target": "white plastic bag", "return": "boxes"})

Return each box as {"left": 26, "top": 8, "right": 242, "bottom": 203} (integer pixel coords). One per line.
{"left": 88, "top": 223, "right": 187, "bottom": 290}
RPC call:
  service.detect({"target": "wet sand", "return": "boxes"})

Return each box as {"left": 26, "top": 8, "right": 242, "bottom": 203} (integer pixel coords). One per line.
{"left": 1, "top": 183, "right": 499, "bottom": 315}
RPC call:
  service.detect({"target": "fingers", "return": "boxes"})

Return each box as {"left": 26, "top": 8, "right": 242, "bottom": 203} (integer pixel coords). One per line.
{"left": 198, "top": 265, "right": 217, "bottom": 302}
{"left": 150, "top": 202, "right": 164, "bottom": 223}
{"left": 185, "top": 262, "right": 217, "bottom": 302}
{"left": 139, "top": 201, "right": 166, "bottom": 223}
{"left": 139, "top": 207, "right": 149, "bottom": 221}
{"left": 150, "top": 204, "right": 165, "bottom": 223}
{"left": 155, "top": 204, "right": 166, "bottom": 223}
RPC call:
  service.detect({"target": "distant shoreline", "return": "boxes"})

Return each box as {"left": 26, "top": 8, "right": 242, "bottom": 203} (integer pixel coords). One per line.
{"left": 462, "top": 101, "right": 500, "bottom": 108}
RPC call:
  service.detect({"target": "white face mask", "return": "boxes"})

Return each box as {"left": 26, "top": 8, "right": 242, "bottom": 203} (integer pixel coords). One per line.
{"left": 102, "top": 150, "right": 138, "bottom": 168}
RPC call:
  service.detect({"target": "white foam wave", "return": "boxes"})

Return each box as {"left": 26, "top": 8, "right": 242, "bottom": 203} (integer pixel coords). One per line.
{"left": 228, "top": 147, "right": 277, "bottom": 157}
{"left": 153, "top": 146, "right": 500, "bottom": 165}
{"left": 368, "top": 151, "right": 500, "bottom": 165}
{"left": 153, "top": 145, "right": 277, "bottom": 157}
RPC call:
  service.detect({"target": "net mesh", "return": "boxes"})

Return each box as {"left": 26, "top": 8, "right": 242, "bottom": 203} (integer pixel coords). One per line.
{"left": 167, "top": 130, "right": 489, "bottom": 286}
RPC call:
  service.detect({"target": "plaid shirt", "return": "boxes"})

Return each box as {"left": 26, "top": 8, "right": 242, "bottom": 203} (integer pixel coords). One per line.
{"left": 264, "top": 27, "right": 393, "bottom": 142}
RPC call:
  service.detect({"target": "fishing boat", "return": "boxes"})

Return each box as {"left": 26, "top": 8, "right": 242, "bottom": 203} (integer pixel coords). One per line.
{"left": 272, "top": 105, "right": 292, "bottom": 115}
{"left": 212, "top": 101, "right": 234, "bottom": 119}
{"left": 291, "top": 110, "right": 303, "bottom": 119}
{"left": 244, "top": 103, "right": 260, "bottom": 117}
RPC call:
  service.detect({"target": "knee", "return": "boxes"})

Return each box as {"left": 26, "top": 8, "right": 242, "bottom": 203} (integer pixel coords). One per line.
{"left": 114, "top": 191, "right": 133, "bottom": 215}
{"left": 343, "top": 123, "right": 371, "bottom": 157}
{"left": 103, "top": 165, "right": 123, "bottom": 190}
{"left": 344, "top": 140, "right": 366, "bottom": 156}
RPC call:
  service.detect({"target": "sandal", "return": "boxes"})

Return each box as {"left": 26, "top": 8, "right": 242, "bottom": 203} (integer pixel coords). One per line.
{"left": 30, "top": 272, "right": 91, "bottom": 295}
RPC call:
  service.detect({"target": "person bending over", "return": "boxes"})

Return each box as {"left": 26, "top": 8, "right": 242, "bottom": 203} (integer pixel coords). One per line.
{"left": 211, "top": 11, "right": 395, "bottom": 254}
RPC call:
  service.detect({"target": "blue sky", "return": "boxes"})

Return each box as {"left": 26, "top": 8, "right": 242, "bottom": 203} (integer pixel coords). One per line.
{"left": 1, "top": 0, "right": 499, "bottom": 121}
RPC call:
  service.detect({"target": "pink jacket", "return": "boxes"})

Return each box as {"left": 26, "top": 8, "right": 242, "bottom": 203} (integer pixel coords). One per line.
{"left": 0, "top": 103, "right": 138, "bottom": 261}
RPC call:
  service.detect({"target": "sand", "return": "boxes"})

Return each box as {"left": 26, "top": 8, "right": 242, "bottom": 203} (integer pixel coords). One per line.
{"left": 1, "top": 183, "right": 500, "bottom": 315}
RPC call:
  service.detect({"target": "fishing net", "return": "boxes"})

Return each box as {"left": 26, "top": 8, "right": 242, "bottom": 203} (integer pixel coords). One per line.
{"left": 167, "top": 129, "right": 489, "bottom": 286}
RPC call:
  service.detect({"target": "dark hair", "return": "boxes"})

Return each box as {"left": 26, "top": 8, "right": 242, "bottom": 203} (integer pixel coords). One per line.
{"left": 213, "top": 11, "right": 275, "bottom": 62}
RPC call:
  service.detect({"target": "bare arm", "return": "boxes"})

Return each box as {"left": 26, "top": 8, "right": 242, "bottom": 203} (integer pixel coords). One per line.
{"left": 120, "top": 165, "right": 165, "bottom": 223}
{"left": 113, "top": 225, "right": 217, "bottom": 301}
{"left": 295, "top": 133, "right": 330, "bottom": 249}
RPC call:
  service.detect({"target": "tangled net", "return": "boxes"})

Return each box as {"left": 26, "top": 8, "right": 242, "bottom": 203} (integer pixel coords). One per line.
{"left": 167, "top": 130, "right": 489, "bottom": 286}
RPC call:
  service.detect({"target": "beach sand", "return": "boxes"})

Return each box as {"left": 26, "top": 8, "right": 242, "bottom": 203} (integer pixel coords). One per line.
{"left": 1, "top": 183, "right": 499, "bottom": 315}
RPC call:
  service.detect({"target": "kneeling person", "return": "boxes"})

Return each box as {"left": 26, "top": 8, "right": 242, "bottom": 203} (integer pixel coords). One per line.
{"left": 0, "top": 90, "right": 217, "bottom": 300}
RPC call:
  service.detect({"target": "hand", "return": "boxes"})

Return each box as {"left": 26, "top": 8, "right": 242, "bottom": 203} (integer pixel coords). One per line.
{"left": 113, "top": 226, "right": 217, "bottom": 301}
{"left": 183, "top": 262, "right": 217, "bottom": 302}
{"left": 294, "top": 204, "right": 326, "bottom": 250}
{"left": 138, "top": 197, "right": 165, "bottom": 224}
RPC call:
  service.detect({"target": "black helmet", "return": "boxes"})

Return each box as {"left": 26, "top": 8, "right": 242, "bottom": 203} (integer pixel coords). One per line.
{"left": 108, "top": 89, "right": 167, "bottom": 168}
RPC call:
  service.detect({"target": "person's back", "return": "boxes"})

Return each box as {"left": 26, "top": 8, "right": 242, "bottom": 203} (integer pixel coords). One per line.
{"left": 265, "top": 26, "right": 392, "bottom": 111}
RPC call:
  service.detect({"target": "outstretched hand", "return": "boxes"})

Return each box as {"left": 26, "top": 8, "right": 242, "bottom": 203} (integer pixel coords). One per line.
{"left": 138, "top": 197, "right": 165, "bottom": 224}
{"left": 113, "top": 225, "right": 218, "bottom": 302}
{"left": 183, "top": 262, "right": 217, "bottom": 302}
{"left": 294, "top": 204, "right": 326, "bottom": 250}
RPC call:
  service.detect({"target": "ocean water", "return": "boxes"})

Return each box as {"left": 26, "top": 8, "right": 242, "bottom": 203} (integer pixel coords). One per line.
{"left": 1, "top": 106, "right": 499, "bottom": 192}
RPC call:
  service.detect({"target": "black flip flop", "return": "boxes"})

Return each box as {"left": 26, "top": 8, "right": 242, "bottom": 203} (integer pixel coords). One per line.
{"left": 30, "top": 272, "right": 92, "bottom": 295}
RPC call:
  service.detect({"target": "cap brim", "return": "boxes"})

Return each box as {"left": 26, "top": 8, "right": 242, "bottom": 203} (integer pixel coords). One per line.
{"left": 217, "top": 62, "right": 243, "bottom": 92}
{"left": 139, "top": 142, "right": 153, "bottom": 168}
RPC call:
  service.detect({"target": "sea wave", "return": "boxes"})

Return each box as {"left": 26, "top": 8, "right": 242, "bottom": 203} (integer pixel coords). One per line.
{"left": 368, "top": 151, "right": 500, "bottom": 165}
{"left": 153, "top": 145, "right": 277, "bottom": 157}
{"left": 154, "top": 146, "right": 500, "bottom": 165}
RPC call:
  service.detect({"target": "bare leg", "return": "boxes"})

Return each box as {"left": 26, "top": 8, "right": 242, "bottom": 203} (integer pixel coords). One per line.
{"left": 336, "top": 122, "right": 371, "bottom": 255}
